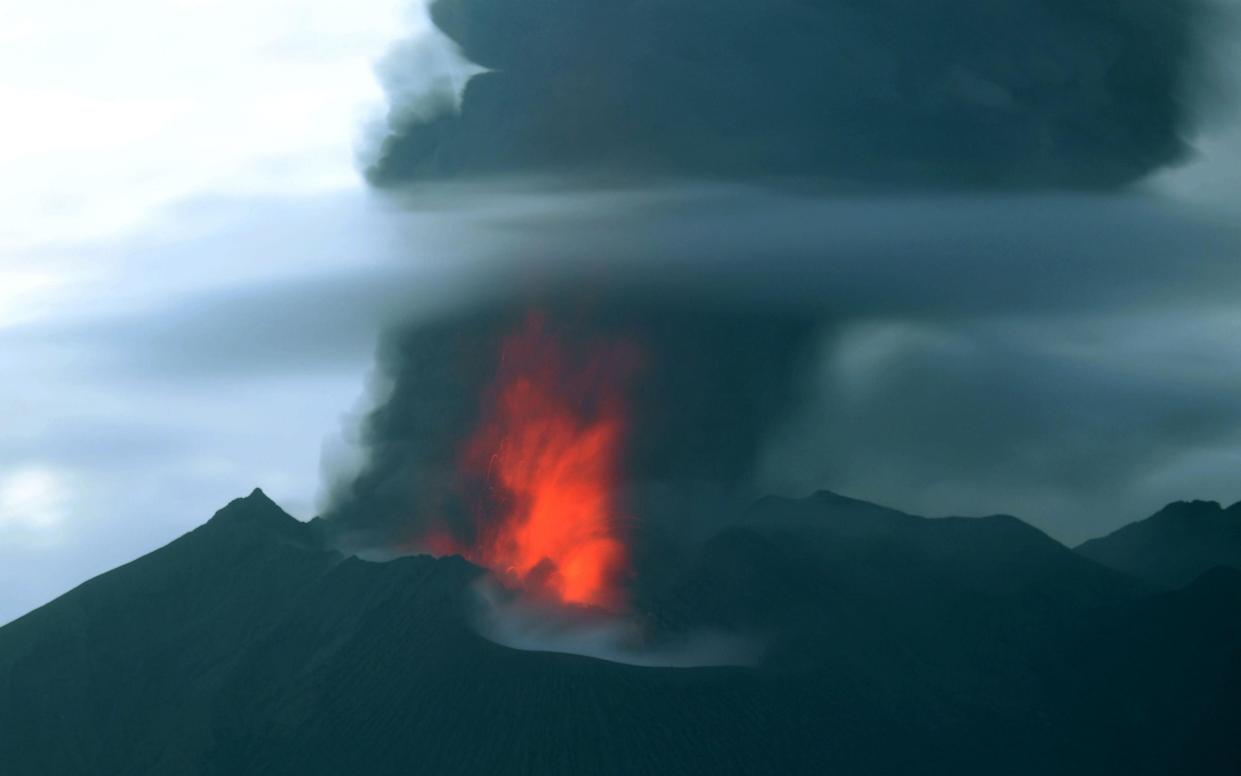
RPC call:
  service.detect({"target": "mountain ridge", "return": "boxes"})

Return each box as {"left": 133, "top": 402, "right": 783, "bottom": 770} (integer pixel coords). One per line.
{"left": 1076, "top": 498, "right": 1241, "bottom": 589}
{"left": 2, "top": 488, "right": 1239, "bottom": 774}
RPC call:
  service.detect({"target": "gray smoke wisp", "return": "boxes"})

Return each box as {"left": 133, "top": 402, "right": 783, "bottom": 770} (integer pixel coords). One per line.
{"left": 471, "top": 578, "right": 765, "bottom": 668}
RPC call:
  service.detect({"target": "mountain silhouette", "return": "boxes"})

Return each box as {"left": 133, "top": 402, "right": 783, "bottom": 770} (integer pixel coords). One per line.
{"left": 1077, "top": 499, "right": 1241, "bottom": 589}
{"left": 2, "top": 489, "right": 1238, "bottom": 775}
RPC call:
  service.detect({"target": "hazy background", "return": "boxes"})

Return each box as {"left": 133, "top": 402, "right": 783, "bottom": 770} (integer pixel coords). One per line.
{"left": 3, "top": 0, "right": 1241, "bottom": 625}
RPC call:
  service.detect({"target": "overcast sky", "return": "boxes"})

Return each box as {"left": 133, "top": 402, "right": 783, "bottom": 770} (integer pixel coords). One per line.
{"left": 0, "top": 0, "right": 435, "bottom": 624}
{"left": 3, "top": 1, "right": 1241, "bottom": 625}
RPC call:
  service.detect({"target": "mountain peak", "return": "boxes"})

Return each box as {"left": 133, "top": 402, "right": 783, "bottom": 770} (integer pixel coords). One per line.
{"left": 210, "top": 487, "right": 287, "bottom": 522}
{"left": 1156, "top": 499, "right": 1222, "bottom": 517}
{"left": 206, "top": 488, "right": 317, "bottom": 549}
{"left": 1077, "top": 499, "right": 1241, "bottom": 589}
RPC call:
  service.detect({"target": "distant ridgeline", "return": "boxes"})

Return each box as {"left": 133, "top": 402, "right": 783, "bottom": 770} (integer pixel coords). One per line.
{"left": 1, "top": 488, "right": 1238, "bottom": 775}
{"left": 1078, "top": 499, "right": 1241, "bottom": 589}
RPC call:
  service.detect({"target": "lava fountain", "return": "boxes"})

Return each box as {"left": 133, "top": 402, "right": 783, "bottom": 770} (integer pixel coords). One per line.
{"left": 433, "top": 311, "right": 640, "bottom": 610}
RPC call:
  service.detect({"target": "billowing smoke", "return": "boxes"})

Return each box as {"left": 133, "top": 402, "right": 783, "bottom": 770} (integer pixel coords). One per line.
{"left": 367, "top": 0, "right": 1208, "bottom": 189}
{"left": 322, "top": 0, "right": 1238, "bottom": 658}
{"left": 325, "top": 287, "right": 820, "bottom": 556}
{"left": 323, "top": 188, "right": 1239, "bottom": 554}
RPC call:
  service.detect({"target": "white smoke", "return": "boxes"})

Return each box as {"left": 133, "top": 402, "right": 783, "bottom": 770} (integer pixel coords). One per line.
{"left": 469, "top": 576, "right": 765, "bottom": 668}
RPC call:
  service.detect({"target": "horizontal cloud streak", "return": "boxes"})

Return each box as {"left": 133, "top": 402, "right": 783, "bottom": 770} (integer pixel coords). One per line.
{"left": 319, "top": 182, "right": 1241, "bottom": 550}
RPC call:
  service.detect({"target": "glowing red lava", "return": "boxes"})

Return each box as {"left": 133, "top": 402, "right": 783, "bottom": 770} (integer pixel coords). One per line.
{"left": 454, "top": 312, "right": 638, "bottom": 610}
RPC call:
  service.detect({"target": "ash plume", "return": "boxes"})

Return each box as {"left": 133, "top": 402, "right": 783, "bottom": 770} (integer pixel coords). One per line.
{"left": 325, "top": 293, "right": 820, "bottom": 551}
{"left": 367, "top": 0, "right": 1209, "bottom": 189}
{"left": 321, "top": 0, "right": 1241, "bottom": 647}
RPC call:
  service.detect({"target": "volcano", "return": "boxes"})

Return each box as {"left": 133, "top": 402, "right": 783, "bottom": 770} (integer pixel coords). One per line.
{"left": 2, "top": 488, "right": 1239, "bottom": 775}
{"left": 432, "top": 311, "right": 637, "bottom": 609}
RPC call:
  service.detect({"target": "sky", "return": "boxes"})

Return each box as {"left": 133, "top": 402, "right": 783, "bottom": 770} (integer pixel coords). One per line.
{"left": 3, "top": 0, "right": 1241, "bottom": 625}
{"left": 0, "top": 0, "right": 438, "bottom": 624}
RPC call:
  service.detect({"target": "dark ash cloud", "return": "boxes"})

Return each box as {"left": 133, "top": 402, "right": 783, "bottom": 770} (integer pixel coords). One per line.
{"left": 326, "top": 0, "right": 1241, "bottom": 568}
{"left": 368, "top": 0, "right": 1206, "bottom": 189}
{"left": 321, "top": 186, "right": 1241, "bottom": 550}
{"left": 324, "top": 294, "right": 819, "bottom": 548}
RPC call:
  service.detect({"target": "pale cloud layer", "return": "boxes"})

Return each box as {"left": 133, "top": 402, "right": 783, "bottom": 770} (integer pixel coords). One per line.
{"left": 0, "top": 0, "right": 427, "bottom": 623}
{"left": 0, "top": 467, "right": 68, "bottom": 544}
{"left": 0, "top": 0, "right": 416, "bottom": 251}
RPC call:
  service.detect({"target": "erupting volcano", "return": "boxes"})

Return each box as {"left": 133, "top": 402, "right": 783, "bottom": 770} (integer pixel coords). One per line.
{"left": 430, "top": 312, "right": 639, "bottom": 609}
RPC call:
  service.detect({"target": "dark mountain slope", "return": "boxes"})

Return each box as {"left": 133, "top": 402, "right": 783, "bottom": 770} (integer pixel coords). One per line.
{"left": 0, "top": 490, "right": 338, "bottom": 774}
{"left": 1077, "top": 499, "right": 1241, "bottom": 589}
{"left": 640, "top": 491, "right": 1156, "bottom": 763}
{"left": 1, "top": 489, "right": 1238, "bottom": 775}
{"left": 651, "top": 490, "right": 1144, "bottom": 646}
{"left": 204, "top": 555, "right": 912, "bottom": 776}
{"left": 0, "top": 491, "right": 915, "bottom": 775}
{"left": 1047, "top": 566, "right": 1241, "bottom": 775}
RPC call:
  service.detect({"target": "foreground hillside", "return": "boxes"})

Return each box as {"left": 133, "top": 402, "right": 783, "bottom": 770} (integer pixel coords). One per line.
{"left": 2, "top": 490, "right": 1238, "bottom": 775}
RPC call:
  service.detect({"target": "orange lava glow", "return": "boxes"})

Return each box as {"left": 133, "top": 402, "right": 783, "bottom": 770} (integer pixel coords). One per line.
{"left": 459, "top": 312, "right": 637, "bottom": 610}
